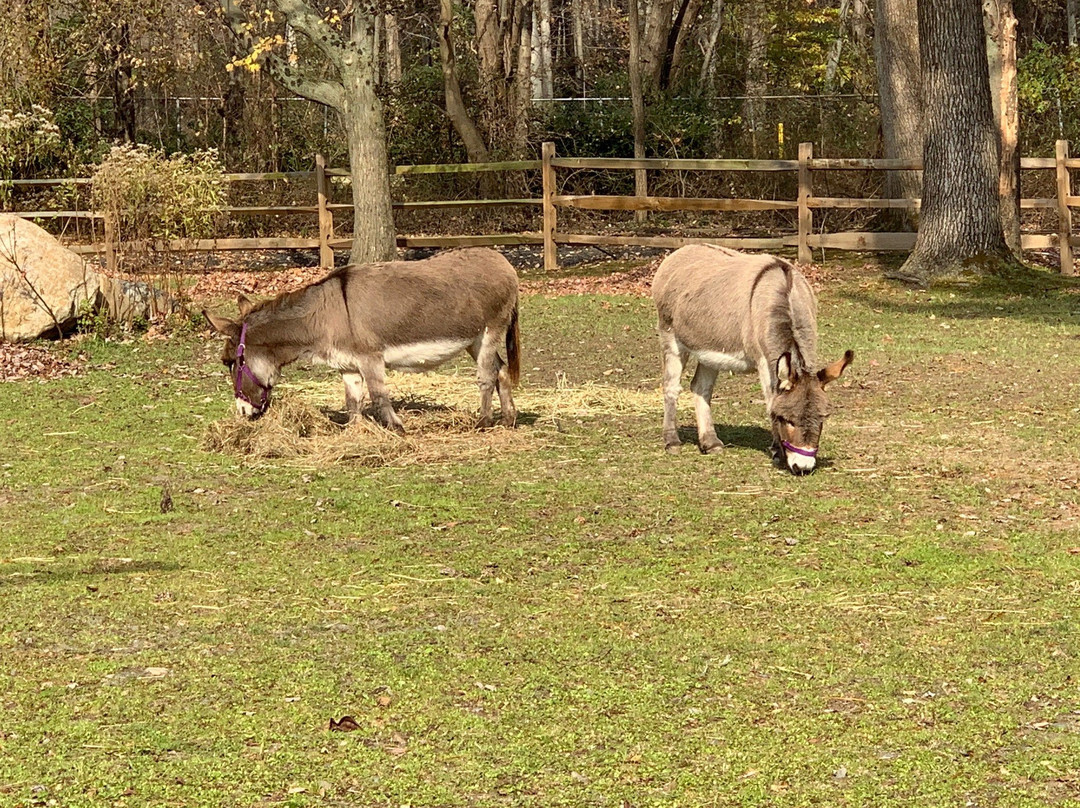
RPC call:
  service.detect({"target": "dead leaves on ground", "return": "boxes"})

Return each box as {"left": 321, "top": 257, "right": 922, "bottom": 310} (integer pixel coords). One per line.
{"left": 0, "top": 343, "right": 82, "bottom": 382}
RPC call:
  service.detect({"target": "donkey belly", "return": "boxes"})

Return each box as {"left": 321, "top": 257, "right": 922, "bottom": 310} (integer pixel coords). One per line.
{"left": 679, "top": 339, "right": 754, "bottom": 374}
{"left": 384, "top": 338, "right": 474, "bottom": 373}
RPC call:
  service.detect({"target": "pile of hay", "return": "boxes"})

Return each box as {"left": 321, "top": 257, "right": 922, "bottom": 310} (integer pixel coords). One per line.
{"left": 202, "top": 371, "right": 659, "bottom": 467}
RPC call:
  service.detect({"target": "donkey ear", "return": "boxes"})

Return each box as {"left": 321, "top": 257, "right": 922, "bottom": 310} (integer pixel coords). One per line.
{"left": 237, "top": 294, "right": 256, "bottom": 319}
{"left": 818, "top": 349, "right": 854, "bottom": 386}
{"left": 203, "top": 309, "right": 240, "bottom": 339}
{"left": 776, "top": 352, "right": 795, "bottom": 391}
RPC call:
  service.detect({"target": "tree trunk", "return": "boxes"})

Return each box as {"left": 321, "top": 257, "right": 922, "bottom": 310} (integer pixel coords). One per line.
{"left": 698, "top": 0, "right": 725, "bottom": 90}
{"left": 851, "top": 0, "right": 870, "bottom": 48}
{"left": 474, "top": 0, "right": 529, "bottom": 156}
{"left": 340, "top": 69, "right": 396, "bottom": 264}
{"left": 220, "top": 69, "right": 245, "bottom": 164}
{"left": 629, "top": 0, "right": 647, "bottom": 222}
{"left": 894, "top": 0, "right": 1010, "bottom": 285}
{"left": 384, "top": 14, "right": 402, "bottom": 85}
{"left": 985, "top": 0, "right": 1021, "bottom": 256}
{"left": 110, "top": 22, "right": 137, "bottom": 142}
{"left": 537, "top": 0, "right": 553, "bottom": 98}
{"left": 438, "top": 0, "right": 491, "bottom": 164}
{"left": 571, "top": 0, "right": 585, "bottom": 84}
{"left": 825, "top": 0, "right": 852, "bottom": 91}
{"left": 511, "top": 7, "right": 534, "bottom": 156}
{"left": 641, "top": 0, "right": 675, "bottom": 92}
{"left": 874, "top": 0, "right": 922, "bottom": 230}
{"left": 219, "top": 0, "right": 396, "bottom": 263}
{"left": 741, "top": 3, "right": 768, "bottom": 158}
{"left": 1069, "top": 0, "right": 1077, "bottom": 47}
{"left": 664, "top": 0, "right": 705, "bottom": 91}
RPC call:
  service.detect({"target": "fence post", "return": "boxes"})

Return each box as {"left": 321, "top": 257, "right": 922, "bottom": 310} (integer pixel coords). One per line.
{"left": 542, "top": 141, "right": 558, "bottom": 272}
{"left": 1056, "top": 139, "right": 1074, "bottom": 276}
{"left": 315, "top": 153, "right": 334, "bottom": 270}
{"left": 103, "top": 213, "right": 116, "bottom": 275}
{"left": 798, "top": 142, "right": 813, "bottom": 265}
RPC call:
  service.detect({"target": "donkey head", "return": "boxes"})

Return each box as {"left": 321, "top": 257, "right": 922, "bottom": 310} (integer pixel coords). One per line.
{"left": 204, "top": 295, "right": 276, "bottom": 419}
{"left": 769, "top": 349, "right": 854, "bottom": 475}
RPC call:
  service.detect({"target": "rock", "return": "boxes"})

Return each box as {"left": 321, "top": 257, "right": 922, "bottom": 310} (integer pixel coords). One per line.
{"left": 97, "top": 275, "right": 177, "bottom": 323}
{"left": 0, "top": 214, "right": 101, "bottom": 341}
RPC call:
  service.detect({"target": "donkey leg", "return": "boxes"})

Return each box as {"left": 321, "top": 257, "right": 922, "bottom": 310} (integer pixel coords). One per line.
{"left": 660, "top": 330, "right": 687, "bottom": 453}
{"left": 496, "top": 363, "right": 517, "bottom": 427}
{"left": 342, "top": 372, "right": 366, "bottom": 417}
{"left": 689, "top": 363, "right": 723, "bottom": 454}
{"left": 756, "top": 357, "right": 783, "bottom": 464}
{"left": 360, "top": 358, "right": 404, "bottom": 433}
{"left": 472, "top": 330, "right": 504, "bottom": 429}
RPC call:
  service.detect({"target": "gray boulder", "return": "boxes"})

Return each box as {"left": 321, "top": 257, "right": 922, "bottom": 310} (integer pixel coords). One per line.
{"left": 0, "top": 213, "right": 101, "bottom": 341}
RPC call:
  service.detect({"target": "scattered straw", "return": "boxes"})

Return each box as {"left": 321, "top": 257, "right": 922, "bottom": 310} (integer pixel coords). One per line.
{"left": 201, "top": 370, "right": 661, "bottom": 467}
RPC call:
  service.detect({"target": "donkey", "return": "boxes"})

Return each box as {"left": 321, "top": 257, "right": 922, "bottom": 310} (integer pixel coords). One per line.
{"left": 652, "top": 245, "right": 853, "bottom": 474}
{"left": 204, "top": 247, "right": 520, "bottom": 431}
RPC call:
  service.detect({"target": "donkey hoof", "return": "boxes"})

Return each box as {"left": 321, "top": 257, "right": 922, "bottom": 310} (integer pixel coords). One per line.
{"left": 475, "top": 416, "right": 495, "bottom": 430}
{"left": 664, "top": 442, "right": 682, "bottom": 455}
{"left": 701, "top": 442, "right": 725, "bottom": 455}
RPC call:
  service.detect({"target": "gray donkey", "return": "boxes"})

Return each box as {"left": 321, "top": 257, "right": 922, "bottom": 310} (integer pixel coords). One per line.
{"left": 653, "top": 245, "right": 852, "bottom": 474}
{"left": 205, "top": 248, "right": 520, "bottom": 431}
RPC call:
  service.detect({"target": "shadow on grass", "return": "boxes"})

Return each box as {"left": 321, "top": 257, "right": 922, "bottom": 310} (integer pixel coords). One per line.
{"left": 1, "top": 559, "right": 184, "bottom": 590}
{"left": 674, "top": 424, "right": 773, "bottom": 454}
{"left": 842, "top": 263, "right": 1080, "bottom": 326}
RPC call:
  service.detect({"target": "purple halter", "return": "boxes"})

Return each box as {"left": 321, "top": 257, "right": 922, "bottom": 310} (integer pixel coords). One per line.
{"left": 234, "top": 322, "right": 271, "bottom": 414}
{"left": 781, "top": 440, "right": 818, "bottom": 459}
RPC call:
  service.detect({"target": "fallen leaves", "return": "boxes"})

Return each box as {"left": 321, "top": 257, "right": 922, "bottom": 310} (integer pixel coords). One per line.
{"left": 0, "top": 343, "right": 82, "bottom": 382}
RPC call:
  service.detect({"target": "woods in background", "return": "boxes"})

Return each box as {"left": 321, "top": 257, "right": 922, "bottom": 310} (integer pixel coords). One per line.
{"left": 4, "top": 0, "right": 1078, "bottom": 174}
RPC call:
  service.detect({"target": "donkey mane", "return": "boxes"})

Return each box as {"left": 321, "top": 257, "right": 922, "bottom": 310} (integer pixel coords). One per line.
{"left": 245, "top": 269, "right": 346, "bottom": 346}
{"left": 760, "top": 258, "right": 818, "bottom": 373}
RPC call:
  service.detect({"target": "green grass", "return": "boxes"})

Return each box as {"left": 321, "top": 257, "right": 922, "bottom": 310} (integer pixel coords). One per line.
{"left": 2, "top": 257, "right": 1080, "bottom": 806}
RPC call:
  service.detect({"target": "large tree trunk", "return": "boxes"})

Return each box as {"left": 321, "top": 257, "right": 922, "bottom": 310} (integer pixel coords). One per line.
{"left": 219, "top": 0, "right": 397, "bottom": 263}
{"left": 340, "top": 68, "right": 396, "bottom": 264}
{"left": 894, "top": 0, "right": 1010, "bottom": 285}
{"left": 874, "top": 0, "right": 922, "bottom": 230}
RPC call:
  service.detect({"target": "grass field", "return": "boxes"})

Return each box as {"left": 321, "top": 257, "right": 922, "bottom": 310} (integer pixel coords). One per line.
{"left": 2, "top": 257, "right": 1079, "bottom": 807}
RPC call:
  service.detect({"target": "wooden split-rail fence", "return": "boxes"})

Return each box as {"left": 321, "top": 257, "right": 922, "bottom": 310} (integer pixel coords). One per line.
{"left": 8, "top": 141, "right": 1079, "bottom": 276}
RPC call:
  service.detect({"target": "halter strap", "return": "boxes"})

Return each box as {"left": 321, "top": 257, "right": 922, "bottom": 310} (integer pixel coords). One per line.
{"left": 781, "top": 440, "right": 817, "bottom": 458}
{"left": 235, "top": 322, "right": 271, "bottom": 414}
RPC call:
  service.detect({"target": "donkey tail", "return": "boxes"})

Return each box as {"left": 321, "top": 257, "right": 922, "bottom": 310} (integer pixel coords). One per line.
{"left": 505, "top": 303, "right": 521, "bottom": 386}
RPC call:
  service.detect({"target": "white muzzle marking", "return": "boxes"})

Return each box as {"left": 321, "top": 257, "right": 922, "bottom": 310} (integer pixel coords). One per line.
{"left": 786, "top": 447, "right": 817, "bottom": 473}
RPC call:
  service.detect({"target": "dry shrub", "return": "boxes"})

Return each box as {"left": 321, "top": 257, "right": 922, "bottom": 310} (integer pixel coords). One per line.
{"left": 201, "top": 372, "right": 659, "bottom": 467}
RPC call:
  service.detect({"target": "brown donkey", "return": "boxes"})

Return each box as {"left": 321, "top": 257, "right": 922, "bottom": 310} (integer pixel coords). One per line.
{"left": 653, "top": 245, "right": 852, "bottom": 474}
{"left": 204, "top": 248, "right": 520, "bottom": 431}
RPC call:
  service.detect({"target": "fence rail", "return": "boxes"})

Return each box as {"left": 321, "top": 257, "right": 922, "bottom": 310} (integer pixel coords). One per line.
{"left": 7, "top": 140, "right": 1079, "bottom": 276}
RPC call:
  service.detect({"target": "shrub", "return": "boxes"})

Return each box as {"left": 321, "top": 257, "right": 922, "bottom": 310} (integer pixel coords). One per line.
{"left": 91, "top": 144, "right": 227, "bottom": 244}
{"left": 0, "top": 105, "right": 62, "bottom": 206}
